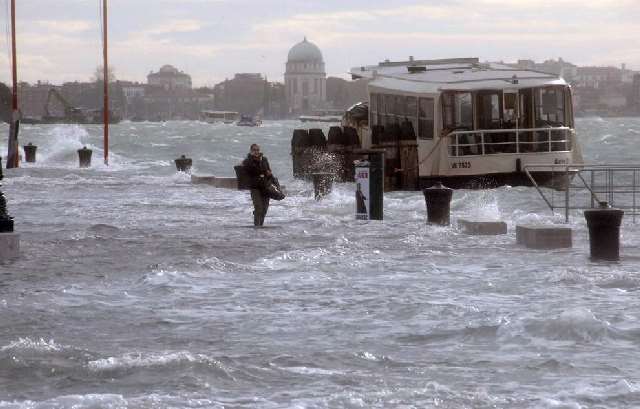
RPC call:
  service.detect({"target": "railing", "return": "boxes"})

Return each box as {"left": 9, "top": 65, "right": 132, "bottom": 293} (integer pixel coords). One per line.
{"left": 523, "top": 164, "right": 640, "bottom": 223}
{"left": 448, "top": 127, "right": 572, "bottom": 157}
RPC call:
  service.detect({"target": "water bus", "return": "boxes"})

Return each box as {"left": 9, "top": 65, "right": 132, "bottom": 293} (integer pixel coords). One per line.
{"left": 350, "top": 57, "right": 583, "bottom": 188}
{"left": 200, "top": 110, "right": 239, "bottom": 124}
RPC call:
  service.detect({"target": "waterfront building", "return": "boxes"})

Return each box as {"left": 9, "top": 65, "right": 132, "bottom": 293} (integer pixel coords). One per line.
{"left": 213, "top": 74, "right": 287, "bottom": 119}
{"left": 284, "top": 37, "right": 326, "bottom": 114}
{"left": 147, "top": 65, "right": 192, "bottom": 90}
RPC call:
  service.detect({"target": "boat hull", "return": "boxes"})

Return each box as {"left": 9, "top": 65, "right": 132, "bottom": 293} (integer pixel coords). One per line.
{"left": 418, "top": 171, "right": 572, "bottom": 190}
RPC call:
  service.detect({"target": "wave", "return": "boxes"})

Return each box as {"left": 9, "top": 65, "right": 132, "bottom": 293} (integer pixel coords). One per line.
{"left": 87, "top": 351, "right": 225, "bottom": 373}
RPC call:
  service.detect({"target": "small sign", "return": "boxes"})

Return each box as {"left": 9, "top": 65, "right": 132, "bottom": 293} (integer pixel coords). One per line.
{"left": 355, "top": 162, "right": 370, "bottom": 220}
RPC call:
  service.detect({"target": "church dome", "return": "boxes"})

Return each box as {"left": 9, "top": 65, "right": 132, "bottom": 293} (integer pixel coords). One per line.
{"left": 287, "top": 37, "right": 323, "bottom": 62}
{"left": 159, "top": 65, "right": 179, "bottom": 74}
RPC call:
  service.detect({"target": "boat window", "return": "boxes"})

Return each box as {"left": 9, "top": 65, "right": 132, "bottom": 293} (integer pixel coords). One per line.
{"left": 384, "top": 94, "right": 397, "bottom": 125}
{"left": 406, "top": 96, "right": 418, "bottom": 137}
{"left": 418, "top": 97, "right": 434, "bottom": 139}
{"left": 442, "top": 92, "right": 473, "bottom": 130}
{"left": 370, "top": 93, "right": 378, "bottom": 125}
{"left": 535, "top": 87, "right": 566, "bottom": 126}
{"left": 476, "top": 91, "right": 502, "bottom": 129}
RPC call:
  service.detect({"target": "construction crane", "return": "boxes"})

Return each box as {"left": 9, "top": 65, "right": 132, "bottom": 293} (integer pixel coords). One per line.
{"left": 43, "top": 88, "right": 87, "bottom": 123}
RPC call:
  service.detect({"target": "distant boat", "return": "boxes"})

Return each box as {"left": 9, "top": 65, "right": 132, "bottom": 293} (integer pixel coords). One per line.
{"left": 236, "top": 115, "right": 261, "bottom": 127}
{"left": 298, "top": 109, "right": 343, "bottom": 123}
{"left": 200, "top": 110, "right": 239, "bottom": 124}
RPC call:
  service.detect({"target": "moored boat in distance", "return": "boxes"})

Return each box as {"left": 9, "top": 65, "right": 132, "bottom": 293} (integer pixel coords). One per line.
{"left": 299, "top": 109, "right": 343, "bottom": 123}
{"left": 236, "top": 115, "right": 262, "bottom": 127}
{"left": 350, "top": 57, "right": 583, "bottom": 189}
{"left": 200, "top": 110, "right": 239, "bottom": 124}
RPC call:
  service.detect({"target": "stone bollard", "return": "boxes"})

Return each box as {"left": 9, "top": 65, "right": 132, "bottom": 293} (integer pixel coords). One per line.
{"left": 423, "top": 181, "right": 453, "bottom": 225}
{"left": 23, "top": 143, "right": 37, "bottom": 163}
{"left": 77, "top": 146, "right": 92, "bottom": 168}
{"left": 312, "top": 172, "right": 333, "bottom": 200}
{"left": 174, "top": 155, "right": 192, "bottom": 172}
{"left": 584, "top": 202, "right": 624, "bottom": 261}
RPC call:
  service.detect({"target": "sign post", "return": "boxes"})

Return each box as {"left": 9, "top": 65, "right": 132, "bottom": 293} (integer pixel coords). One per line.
{"left": 354, "top": 150, "right": 384, "bottom": 220}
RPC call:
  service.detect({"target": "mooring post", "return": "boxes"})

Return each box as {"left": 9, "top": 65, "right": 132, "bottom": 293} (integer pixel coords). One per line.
{"left": 584, "top": 201, "right": 624, "bottom": 261}
{"left": 312, "top": 172, "right": 333, "bottom": 200}
{"left": 174, "top": 155, "right": 192, "bottom": 172}
{"left": 77, "top": 146, "right": 93, "bottom": 168}
{"left": 423, "top": 181, "right": 453, "bottom": 225}
{"left": 23, "top": 143, "right": 37, "bottom": 163}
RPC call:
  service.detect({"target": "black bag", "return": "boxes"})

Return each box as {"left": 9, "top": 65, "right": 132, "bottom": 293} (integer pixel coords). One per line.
{"left": 263, "top": 176, "right": 285, "bottom": 201}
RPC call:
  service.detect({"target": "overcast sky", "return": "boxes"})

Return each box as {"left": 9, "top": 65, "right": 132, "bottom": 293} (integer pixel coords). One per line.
{"left": 0, "top": 0, "right": 638, "bottom": 86}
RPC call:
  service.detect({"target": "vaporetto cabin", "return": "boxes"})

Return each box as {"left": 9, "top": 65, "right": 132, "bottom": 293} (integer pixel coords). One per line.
{"left": 350, "top": 57, "right": 583, "bottom": 189}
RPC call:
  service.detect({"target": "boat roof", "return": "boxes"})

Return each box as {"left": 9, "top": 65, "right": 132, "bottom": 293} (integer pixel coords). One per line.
{"left": 350, "top": 58, "right": 567, "bottom": 93}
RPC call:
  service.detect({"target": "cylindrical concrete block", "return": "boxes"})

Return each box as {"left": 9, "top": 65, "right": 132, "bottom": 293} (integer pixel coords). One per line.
{"left": 23, "top": 143, "right": 37, "bottom": 163}
{"left": 423, "top": 181, "right": 454, "bottom": 225}
{"left": 584, "top": 203, "right": 624, "bottom": 261}
{"left": 174, "top": 155, "right": 192, "bottom": 172}
{"left": 312, "top": 172, "right": 333, "bottom": 200}
{"left": 78, "top": 146, "right": 92, "bottom": 168}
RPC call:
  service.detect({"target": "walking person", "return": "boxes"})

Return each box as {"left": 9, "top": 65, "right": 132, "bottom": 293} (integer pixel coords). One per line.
{"left": 243, "top": 144, "right": 272, "bottom": 226}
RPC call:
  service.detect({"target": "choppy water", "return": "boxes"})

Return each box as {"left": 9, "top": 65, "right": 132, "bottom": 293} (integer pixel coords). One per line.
{"left": 1, "top": 118, "right": 640, "bottom": 408}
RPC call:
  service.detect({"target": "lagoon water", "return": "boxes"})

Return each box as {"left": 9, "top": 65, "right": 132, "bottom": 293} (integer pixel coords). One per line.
{"left": 1, "top": 118, "right": 640, "bottom": 408}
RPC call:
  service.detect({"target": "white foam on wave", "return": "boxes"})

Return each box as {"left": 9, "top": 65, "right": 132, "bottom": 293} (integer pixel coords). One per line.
{"left": 87, "top": 351, "right": 216, "bottom": 371}
{"left": 0, "top": 394, "right": 127, "bottom": 409}
{"left": 0, "top": 337, "right": 64, "bottom": 353}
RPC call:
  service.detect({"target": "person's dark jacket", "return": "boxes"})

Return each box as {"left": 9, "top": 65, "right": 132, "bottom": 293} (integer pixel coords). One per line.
{"left": 242, "top": 153, "right": 272, "bottom": 190}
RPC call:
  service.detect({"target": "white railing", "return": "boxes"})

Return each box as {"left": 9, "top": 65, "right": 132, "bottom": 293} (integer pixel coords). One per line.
{"left": 448, "top": 127, "right": 572, "bottom": 157}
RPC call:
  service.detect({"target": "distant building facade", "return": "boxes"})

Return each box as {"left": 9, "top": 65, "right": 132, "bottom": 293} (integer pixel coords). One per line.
{"left": 213, "top": 73, "right": 287, "bottom": 119}
{"left": 512, "top": 58, "right": 577, "bottom": 82}
{"left": 147, "top": 65, "right": 192, "bottom": 90}
{"left": 284, "top": 37, "right": 326, "bottom": 114}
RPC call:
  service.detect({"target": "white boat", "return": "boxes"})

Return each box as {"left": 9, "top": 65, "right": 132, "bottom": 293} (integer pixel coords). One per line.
{"left": 298, "top": 109, "right": 343, "bottom": 123}
{"left": 350, "top": 57, "right": 583, "bottom": 189}
{"left": 200, "top": 110, "right": 239, "bottom": 124}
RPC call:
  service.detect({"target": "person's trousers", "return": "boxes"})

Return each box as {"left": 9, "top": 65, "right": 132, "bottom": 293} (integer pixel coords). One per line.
{"left": 250, "top": 188, "right": 270, "bottom": 226}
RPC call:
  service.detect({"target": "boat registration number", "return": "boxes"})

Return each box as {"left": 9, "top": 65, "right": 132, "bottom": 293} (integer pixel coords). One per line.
{"left": 451, "top": 161, "right": 471, "bottom": 169}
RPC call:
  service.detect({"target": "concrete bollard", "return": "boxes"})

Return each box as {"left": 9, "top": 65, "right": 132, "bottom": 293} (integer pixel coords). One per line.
{"left": 423, "top": 181, "right": 453, "bottom": 225}
{"left": 77, "top": 146, "right": 92, "bottom": 168}
{"left": 584, "top": 202, "right": 624, "bottom": 261}
{"left": 312, "top": 172, "right": 333, "bottom": 200}
{"left": 174, "top": 155, "right": 192, "bottom": 172}
{"left": 23, "top": 143, "right": 37, "bottom": 163}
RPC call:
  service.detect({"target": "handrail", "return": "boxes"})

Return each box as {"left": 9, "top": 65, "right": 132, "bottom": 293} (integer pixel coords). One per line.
{"left": 523, "top": 163, "right": 640, "bottom": 223}
{"left": 447, "top": 127, "right": 572, "bottom": 157}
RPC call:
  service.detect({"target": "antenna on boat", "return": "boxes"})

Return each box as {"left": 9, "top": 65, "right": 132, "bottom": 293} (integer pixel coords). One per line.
{"left": 6, "top": 0, "right": 19, "bottom": 169}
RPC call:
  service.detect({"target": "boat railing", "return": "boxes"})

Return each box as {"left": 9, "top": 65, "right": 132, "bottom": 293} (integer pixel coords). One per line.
{"left": 523, "top": 163, "right": 640, "bottom": 223}
{"left": 448, "top": 127, "right": 572, "bottom": 157}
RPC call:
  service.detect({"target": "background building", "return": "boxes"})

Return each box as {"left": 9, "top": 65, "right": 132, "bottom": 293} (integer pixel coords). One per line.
{"left": 147, "top": 65, "right": 192, "bottom": 90}
{"left": 284, "top": 38, "right": 326, "bottom": 115}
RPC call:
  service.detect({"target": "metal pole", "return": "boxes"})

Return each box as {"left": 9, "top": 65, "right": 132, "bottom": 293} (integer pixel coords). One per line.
{"left": 6, "top": 0, "right": 19, "bottom": 168}
{"left": 103, "top": 0, "right": 109, "bottom": 166}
